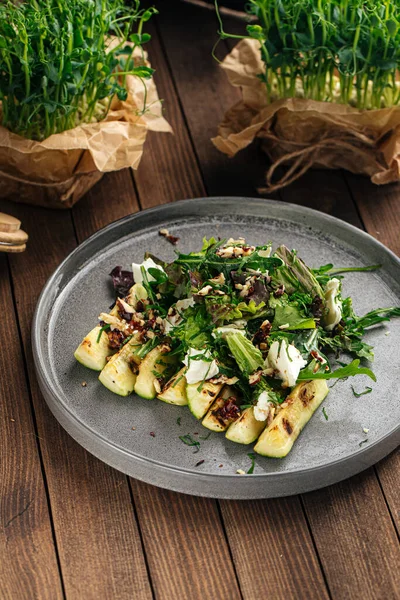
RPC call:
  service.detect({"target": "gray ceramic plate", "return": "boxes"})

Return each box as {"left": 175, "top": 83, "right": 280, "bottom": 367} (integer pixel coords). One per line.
{"left": 33, "top": 198, "right": 400, "bottom": 499}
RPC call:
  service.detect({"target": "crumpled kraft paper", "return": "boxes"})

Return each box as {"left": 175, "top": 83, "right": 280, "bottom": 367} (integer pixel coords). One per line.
{"left": 0, "top": 40, "right": 172, "bottom": 208}
{"left": 212, "top": 38, "right": 400, "bottom": 192}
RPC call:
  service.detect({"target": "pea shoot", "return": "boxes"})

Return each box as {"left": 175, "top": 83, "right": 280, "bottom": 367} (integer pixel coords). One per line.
{"left": 0, "top": 0, "right": 156, "bottom": 140}
{"left": 216, "top": 0, "right": 400, "bottom": 110}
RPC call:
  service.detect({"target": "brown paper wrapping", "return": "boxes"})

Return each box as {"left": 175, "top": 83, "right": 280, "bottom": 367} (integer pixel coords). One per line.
{"left": 0, "top": 42, "right": 172, "bottom": 208}
{"left": 212, "top": 38, "right": 400, "bottom": 192}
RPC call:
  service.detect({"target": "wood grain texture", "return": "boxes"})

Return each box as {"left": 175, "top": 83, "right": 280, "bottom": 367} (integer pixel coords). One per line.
{"left": 0, "top": 255, "right": 63, "bottom": 600}
{"left": 221, "top": 498, "right": 329, "bottom": 600}
{"left": 4, "top": 200, "right": 152, "bottom": 600}
{"left": 157, "top": 0, "right": 270, "bottom": 198}
{"left": 130, "top": 481, "right": 241, "bottom": 600}
{"left": 73, "top": 171, "right": 140, "bottom": 242}
{"left": 134, "top": 21, "right": 205, "bottom": 208}
{"left": 345, "top": 173, "right": 400, "bottom": 256}
{"left": 375, "top": 450, "right": 400, "bottom": 536}
{"left": 303, "top": 470, "right": 400, "bottom": 600}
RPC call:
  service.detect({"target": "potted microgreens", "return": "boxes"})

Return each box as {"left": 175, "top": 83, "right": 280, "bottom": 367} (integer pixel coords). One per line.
{"left": 212, "top": 0, "right": 400, "bottom": 192}
{"left": 0, "top": 0, "right": 171, "bottom": 208}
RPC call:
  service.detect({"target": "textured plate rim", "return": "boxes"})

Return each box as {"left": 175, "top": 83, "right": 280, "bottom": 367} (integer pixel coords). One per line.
{"left": 32, "top": 197, "right": 400, "bottom": 497}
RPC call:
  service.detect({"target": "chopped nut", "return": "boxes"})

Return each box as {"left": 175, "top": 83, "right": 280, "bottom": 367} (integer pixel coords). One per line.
{"left": 155, "top": 316, "right": 164, "bottom": 325}
{"left": 209, "top": 273, "right": 225, "bottom": 285}
{"left": 146, "top": 330, "right": 155, "bottom": 339}
{"left": 81, "top": 381, "right": 87, "bottom": 387}
{"left": 197, "top": 284, "right": 213, "bottom": 296}
{"left": 10, "top": 418, "right": 15, "bottom": 422}
{"left": 227, "top": 237, "right": 246, "bottom": 245}
{"left": 131, "top": 427, "right": 136, "bottom": 430}
{"left": 249, "top": 370, "right": 263, "bottom": 386}
{"left": 159, "top": 228, "right": 179, "bottom": 245}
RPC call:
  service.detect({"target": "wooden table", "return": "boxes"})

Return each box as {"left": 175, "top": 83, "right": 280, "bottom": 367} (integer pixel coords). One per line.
{"left": 1, "top": 2, "right": 399, "bottom": 598}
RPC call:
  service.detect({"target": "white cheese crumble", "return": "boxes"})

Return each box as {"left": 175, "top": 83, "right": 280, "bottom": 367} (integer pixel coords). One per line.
{"left": 254, "top": 391, "right": 273, "bottom": 422}
{"left": 183, "top": 348, "right": 219, "bottom": 384}
{"left": 363, "top": 427, "right": 370, "bottom": 434}
{"left": 132, "top": 258, "right": 166, "bottom": 285}
{"left": 323, "top": 278, "right": 342, "bottom": 331}
{"left": 265, "top": 339, "right": 307, "bottom": 388}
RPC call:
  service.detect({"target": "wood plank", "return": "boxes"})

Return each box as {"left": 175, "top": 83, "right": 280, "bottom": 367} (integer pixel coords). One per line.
{"left": 221, "top": 497, "right": 329, "bottom": 599}
{"left": 134, "top": 22, "right": 205, "bottom": 208}
{"left": 345, "top": 173, "right": 400, "bottom": 256}
{"left": 130, "top": 481, "right": 241, "bottom": 600}
{"left": 73, "top": 171, "right": 140, "bottom": 242}
{"left": 302, "top": 470, "right": 400, "bottom": 599}
{"left": 3, "top": 199, "right": 152, "bottom": 600}
{"left": 156, "top": 0, "right": 271, "bottom": 198}
{"left": 0, "top": 255, "right": 64, "bottom": 600}
{"left": 375, "top": 450, "right": 400, "bottom": 536}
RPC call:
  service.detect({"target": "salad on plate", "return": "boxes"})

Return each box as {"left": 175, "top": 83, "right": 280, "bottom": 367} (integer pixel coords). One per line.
{"left": 74, "top": 236, "right": 399, "bottom": 458}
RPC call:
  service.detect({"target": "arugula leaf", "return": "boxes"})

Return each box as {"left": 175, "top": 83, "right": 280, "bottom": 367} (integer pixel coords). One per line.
{"left": 322, "top": 407, "right": 329, "bottom": 420}
{"left": 179, "top": 434, "right": 200, "bottom": 453}
{"left": 297, "top": 359, "right": 376, "bottom": 382}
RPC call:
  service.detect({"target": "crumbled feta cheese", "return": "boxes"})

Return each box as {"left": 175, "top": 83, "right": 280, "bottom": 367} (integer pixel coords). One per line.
{"left": 265, "top": 339, "right": 307, "bottom": 387}
{"left": 212, "top": 326, "right": 246, "bottom": 339}
{"left": 254, "top": 391, "right": 273, "bottom": 422}
{"left": 183, "top": 348, "right": 219, "bottom": 384}
{"left": 323, "top": 278, "right": 342, "bottom": 331}
{"left": 236, "top": 469, "right": 246, "bottom": 475}
{"left": 363, "top": 427, "right": 370, "bottom": 433}
{"left": 132, "top": 257, "right": 166, "bottom": 285}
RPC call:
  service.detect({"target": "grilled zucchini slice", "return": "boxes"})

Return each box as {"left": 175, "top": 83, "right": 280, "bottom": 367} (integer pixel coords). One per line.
{"left": 187, "top": 381, "right": 224, "bottom": 420}
{"left": 74, "top": 303, "right": 121, "bottom": 371}
{"left": 225, "top": 407, "right": 267, "bottom": 445}
{"left": 134, "top": 347, "right": 177, "bottom": 400}
{"left": 157, "top": 368, "right": 188, "bottom": 405}
{"left": 254, "top": 380, "right": 329, "bottom": 457}
{"left": 98, "top": 335, "right": 142, "bottom": 396}
{"left": 202, "top": 386, "right": 238, "bottom": 432}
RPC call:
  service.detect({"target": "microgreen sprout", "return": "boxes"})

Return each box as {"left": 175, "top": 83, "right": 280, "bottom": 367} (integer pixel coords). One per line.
{"left": 0, "top": 0, "right": 157, "bottom": 140}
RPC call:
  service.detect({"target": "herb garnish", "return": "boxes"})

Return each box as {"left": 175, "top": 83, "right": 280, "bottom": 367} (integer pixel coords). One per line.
{"left": 351, "top": 386, "right": 373, "bottom": 398}
{"left": 322, "top": 407, "right": 329, "bottom": 421}
{"left": 359, "top": 439, "right": 369, "bottom": 448}
{"left": 177, "top": 417, "right": 181, "bottom": 426}
{"left": 247, "top": 453, "right": 256, "bottom": 474}
{"left": 179, "top": 434, "right": 200, "bottom": 453}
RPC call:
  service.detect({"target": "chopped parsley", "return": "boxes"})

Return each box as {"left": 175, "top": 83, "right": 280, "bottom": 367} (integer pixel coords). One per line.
{"left": 351, "top": 386, "right": 373, "bottom": 398}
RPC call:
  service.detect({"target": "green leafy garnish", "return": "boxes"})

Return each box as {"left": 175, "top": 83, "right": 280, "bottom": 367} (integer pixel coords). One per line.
{"left": 247, "top": 453, "right": 256, "bottom": 474}
{"left": 322, "top": 407, "right": 329, "bottom": 421}
{"left": 176, "top": 417, "right": 181, "bottom": 426}
{"left": 297, "top": 359, "right": 376, "bottom": 382}
{"left": 226, "top": 333, "right": 264, "bottom": 376}
{"left": 359, "top": 439, "right": 369, "bottom": 448}
{"left": 96, "top": 324, "right": 110, "bottom": 343}
{"left": 199, "top": 432, "right": 211, "bottom": 440}
{"left": 351, "top": 386, "right": 373, "bottom": 398}
{"left": 179, "top": 434, "right": 200, "bottom": 453}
